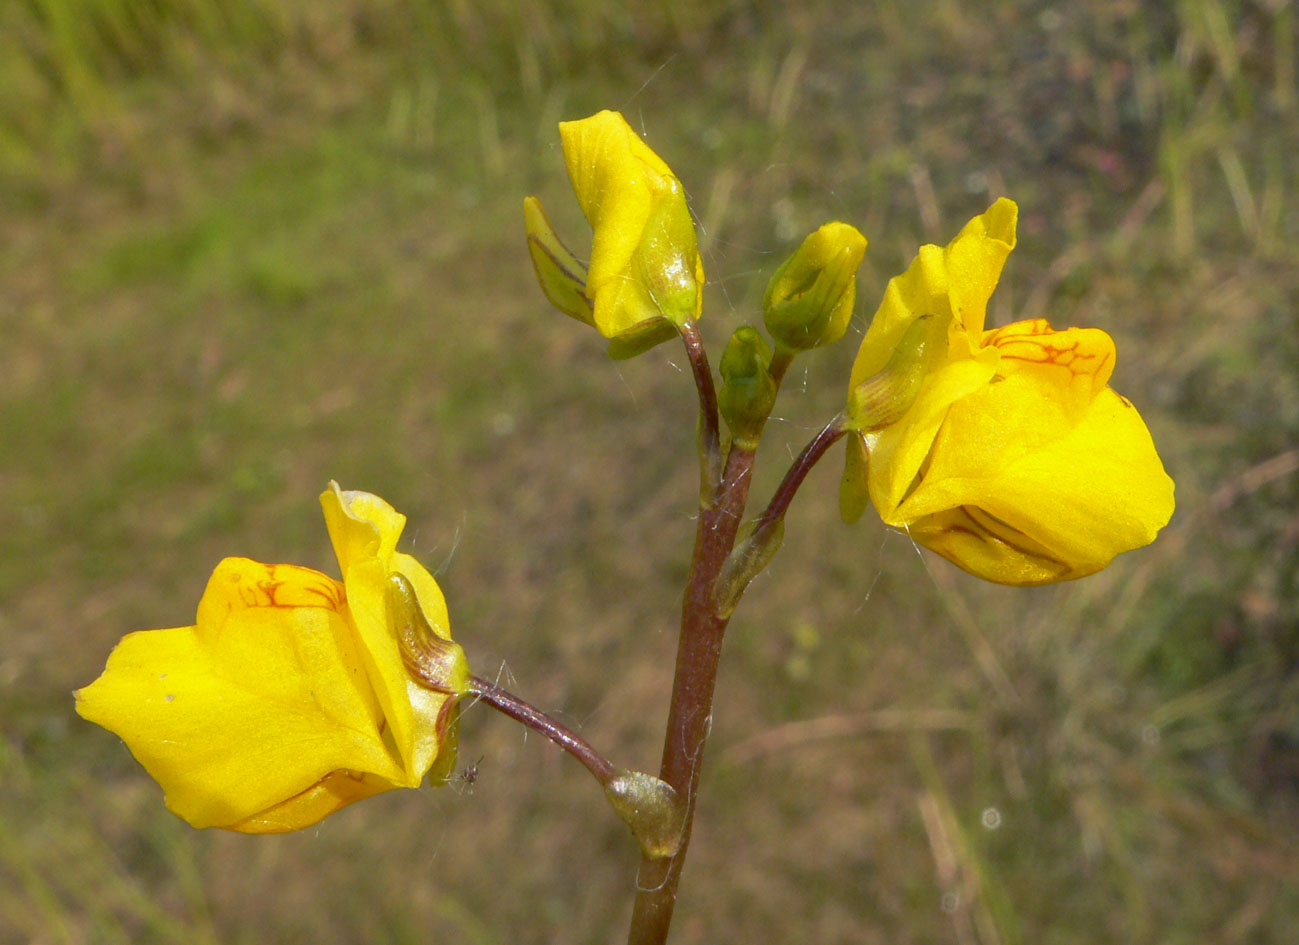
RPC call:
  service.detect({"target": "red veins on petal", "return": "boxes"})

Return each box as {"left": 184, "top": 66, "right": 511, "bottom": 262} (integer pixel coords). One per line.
{"left": 222, "top": 561, "right": 348, "bottom": 613}
{"left": 984, "top": 318, "right": 1116, "bottom": 395}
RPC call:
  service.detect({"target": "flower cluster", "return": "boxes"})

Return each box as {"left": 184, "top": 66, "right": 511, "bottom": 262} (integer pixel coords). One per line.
{"left": 78, "top": 111, "right": 1176, "bottom": 840}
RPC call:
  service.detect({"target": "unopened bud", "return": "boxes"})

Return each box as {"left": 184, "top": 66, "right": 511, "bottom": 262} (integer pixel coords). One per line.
{"left": 388, "top": 573, "right": 469, "bottom": 695}
{"left": 764, "top": 222, "right": 867, "bottom": 352}
{"left": 718, "top": 326, "right": 777, "bottom": 450}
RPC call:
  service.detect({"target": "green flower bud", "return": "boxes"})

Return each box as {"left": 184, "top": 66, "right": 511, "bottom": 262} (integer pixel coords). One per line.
{"left": 763, "top": 221, "right": 868, "bottom": 352}
{"left": 718, "top": 326, "right": 777, "bottom": 450}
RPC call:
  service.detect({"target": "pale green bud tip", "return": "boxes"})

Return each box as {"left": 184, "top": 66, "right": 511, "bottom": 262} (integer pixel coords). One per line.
{"left": 719, "top": 326, "right": 777, "bottom": 450}
{"left": 387, "top": 573, "right": 469, "bottom": 696}
{"left": 524, "top": 196, "right": 595, "bottom": 326}
{"left": 604, "top": 770, "right": 687, "bottom": 859}
{"left": 764, "top": 221, "right": 867, "bottom": 351}
{"left": 846, "top": 314, "right": 948, "bottom": 431}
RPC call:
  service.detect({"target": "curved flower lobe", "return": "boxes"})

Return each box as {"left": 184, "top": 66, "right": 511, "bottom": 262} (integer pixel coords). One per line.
{"left": 844, "top": 200, "right": 1174, "bottom": 585}
{"left": 76, "top": 485, "right": 468, "bottom": 832}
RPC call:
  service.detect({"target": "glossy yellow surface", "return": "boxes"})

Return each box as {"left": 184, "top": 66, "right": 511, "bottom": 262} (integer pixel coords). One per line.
{"left": 76, "top": 484, "right": 466, "bottom": 831}
{"left": 844, "top": 200, "right": 1174, "bottom": 584}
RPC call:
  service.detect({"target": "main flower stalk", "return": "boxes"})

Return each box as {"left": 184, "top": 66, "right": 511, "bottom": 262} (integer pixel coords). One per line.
{"left": 628, "top": 442, "right": 757, "bottom": 944}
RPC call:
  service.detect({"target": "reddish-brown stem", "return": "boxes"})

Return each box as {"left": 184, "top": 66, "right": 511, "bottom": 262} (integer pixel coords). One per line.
{"left": 680, "top": 321, "right": 722, "bottom": 502}
{"left": 752, "top": 413, "right": 849, "bottom": 533}
{"left": 627, "top": 413, "right": 850, "bottom": 943}
{"left": 767, "top": 346, "right": 795, "bottom": 389}
{"left": 467, "top": 675, "right": 616, "bottom": 786}
{"left": 627, "top": 444, "right": 756, "bottom": 944}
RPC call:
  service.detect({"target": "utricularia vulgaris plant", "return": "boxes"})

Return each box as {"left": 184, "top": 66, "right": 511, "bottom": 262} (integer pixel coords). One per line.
{"left": 78, "top": 110, "right": 1174, "bottom": 944}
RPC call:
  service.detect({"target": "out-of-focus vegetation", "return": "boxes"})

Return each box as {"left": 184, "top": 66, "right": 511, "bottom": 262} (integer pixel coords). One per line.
{"left": 2, "top": 1, "right": 1297, "bottom": 942}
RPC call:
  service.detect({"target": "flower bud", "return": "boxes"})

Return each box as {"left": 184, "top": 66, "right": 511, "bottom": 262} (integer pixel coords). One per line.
{"left": 526, "top": 110, "right": 705, "bottom": 359}
{"left": 763, "top": 221, "right": 867, "bottom": 352}
{"left": 718, "top": 326, "right": 777, "bottom": 450}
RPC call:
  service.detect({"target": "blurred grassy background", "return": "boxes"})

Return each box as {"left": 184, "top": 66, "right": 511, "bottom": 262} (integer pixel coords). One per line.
{"left": 2, "top": 0, "right": 1297, "bottom": 942}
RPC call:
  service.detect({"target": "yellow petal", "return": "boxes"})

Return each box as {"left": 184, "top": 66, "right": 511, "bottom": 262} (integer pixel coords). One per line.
{"left": 904, "top": 506, "right": 1077, "bottom": 585}
{"left": 892, "top": 328, "right": 1174, "bottom": 584}
{"left": 320, "top": 483, "right": 463, "bottom": 783}
{"left": 560, "top": 111, "right": 673, "bottom": 281}
{"left": 849, "top": 198, "right": 1017, "bottom": 390}
{"left": 558, "top": 110, "right": 702, "bottom": 342}
{"left": 321, "top": 482, "right": 406, "bottom": 577}
{"left": 228, "top": 770, "right": 395, "bottom": 834}
{"left": 942, "top": 197, "right": 1017, "bottom": 336}
{"left": 983, "top": 317, "right": 1115, "bottom": 409}
{"left": 75, "top": 558, "right": 404, "bottom": 829}
{"left": 866, "top": 350, "right": 999, "bottom": 518}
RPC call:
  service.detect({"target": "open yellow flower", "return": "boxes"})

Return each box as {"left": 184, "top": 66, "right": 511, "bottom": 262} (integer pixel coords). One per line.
{"left": 525, "top": 109, "right": 704, "bottom": 358}
{"left": 842, "top": 198, "right": 1175, "bottom": 585}
{"left": 75, "top": 483, "right": 469, "bottom": 832}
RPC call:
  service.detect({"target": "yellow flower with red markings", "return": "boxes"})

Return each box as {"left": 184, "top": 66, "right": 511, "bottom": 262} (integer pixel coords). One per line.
{"left": 842, "top": 198, "right": 1174, "bottom": 585}
{"left": 525, "top": 109, "right": 704, "bottom": 359}
{"left": 75, "top": 483, "right": 468, "bottom": 833}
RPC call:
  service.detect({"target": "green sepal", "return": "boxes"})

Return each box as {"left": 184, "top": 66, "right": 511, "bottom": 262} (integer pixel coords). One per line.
{"left": 633, "top": 181, "right": 702, "bottom": 329}
{"left": 845, "top": 313, "right": 949, "bottom": 432}
{"left": 839, "top": 431, "right": 871, "bottom": 524}
{"left": 606, "top": 318, "right": 679, "bottom": 359}
{"left": 387, "top": 573, "right": 470, "bottom": 696}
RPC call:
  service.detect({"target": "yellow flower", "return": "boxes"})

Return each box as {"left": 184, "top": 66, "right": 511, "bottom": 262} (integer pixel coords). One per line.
{"left": 842, "top": 199, "right": 1175, "bottom": 585}
{"left": 75, "top": 483, "right": 469, "bottom": 833}
{"left": 525, "top": 110, "right": 705, "bottom": 358}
